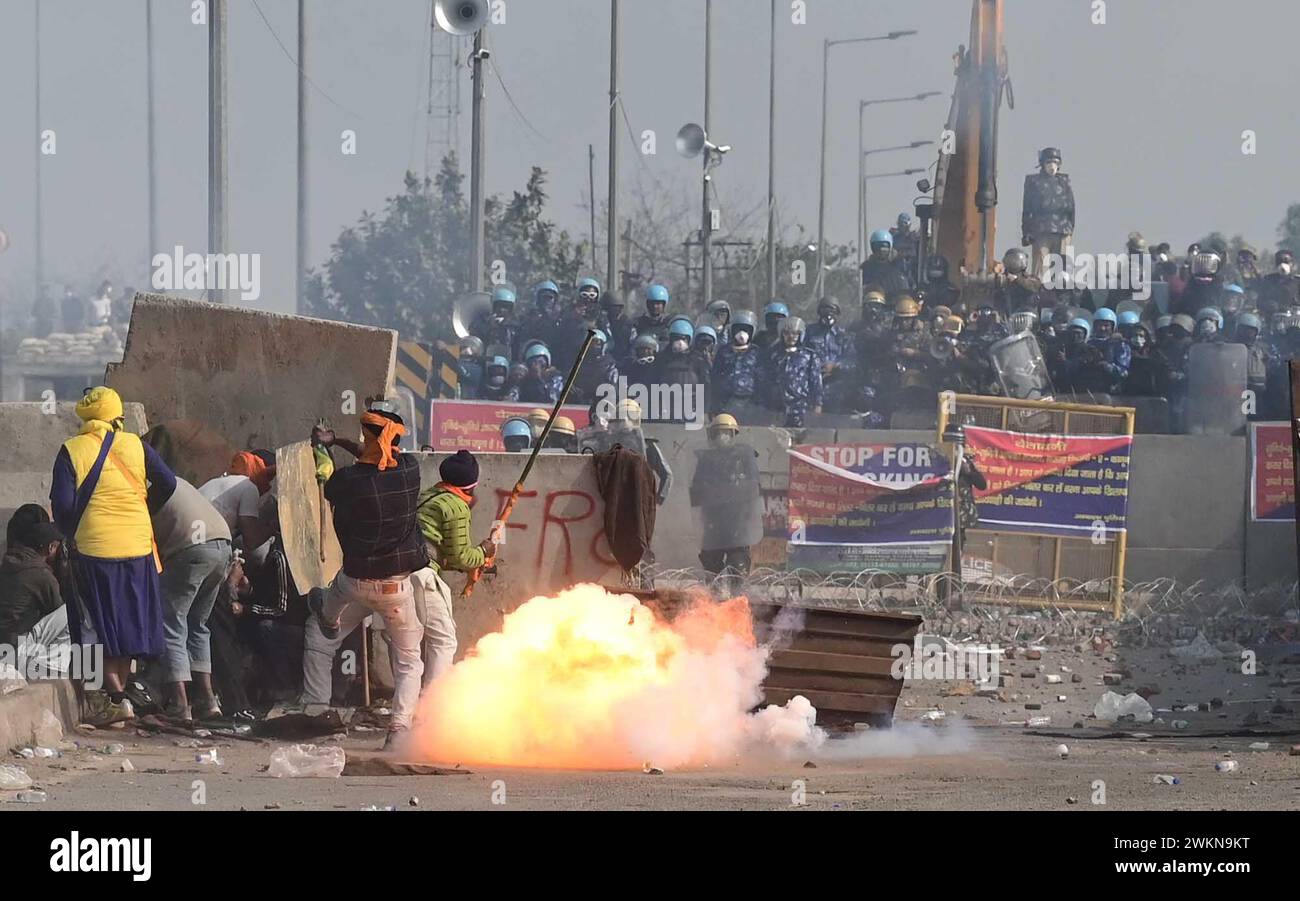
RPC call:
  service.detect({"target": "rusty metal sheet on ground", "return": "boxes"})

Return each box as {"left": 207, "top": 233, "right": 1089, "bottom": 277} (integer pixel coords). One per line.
{"left": 277, "top": 441, "right": 342, "bottom": 595}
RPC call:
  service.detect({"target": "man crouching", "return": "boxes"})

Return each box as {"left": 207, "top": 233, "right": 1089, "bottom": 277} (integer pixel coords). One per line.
{"left": 411, "top": 451, "right": 496, "bottom": 684}
{"left": 303, "top": 403, "right": 427, "bottom": 751}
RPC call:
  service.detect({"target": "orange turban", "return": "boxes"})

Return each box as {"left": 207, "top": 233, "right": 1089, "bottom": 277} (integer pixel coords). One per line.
{"left": 230, "top": 451, "right": 276, "bottom": 494}
{"left": 358, "top": 412, "right": 406, "bottom": 471}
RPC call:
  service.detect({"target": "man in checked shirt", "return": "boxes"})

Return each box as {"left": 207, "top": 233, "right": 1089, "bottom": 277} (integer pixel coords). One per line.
{"left": 301, "top": 401, "right": 428, "bottom": 752}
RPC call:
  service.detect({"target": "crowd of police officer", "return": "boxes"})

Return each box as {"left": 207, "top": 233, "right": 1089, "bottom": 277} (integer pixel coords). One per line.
{"left": 451, "top": 224, "right": 1300, "bottom": 434}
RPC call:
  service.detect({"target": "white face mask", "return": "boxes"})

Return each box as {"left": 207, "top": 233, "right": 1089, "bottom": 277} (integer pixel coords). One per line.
{"left": 638, "top": 354, "right": 656, "bottom": 365}
{"left": 733, "top": 331, "right": 750, "bottom": 347}
{"left": 1043, "top": 161, "right": 1060, "bottom": 175}
{"left": 670, "top": 338, "right": 689, "bottom": 353}
{"left": 1279, "top": 263, "right": 1293, "bottom": 276}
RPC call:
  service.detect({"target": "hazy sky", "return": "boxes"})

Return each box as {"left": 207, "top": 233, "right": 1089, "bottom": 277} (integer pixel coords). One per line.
{"left": 3, "top": 0, "right": 1299, "bottom": 317}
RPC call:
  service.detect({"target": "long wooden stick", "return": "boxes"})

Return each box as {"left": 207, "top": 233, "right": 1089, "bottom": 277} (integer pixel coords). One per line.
{"left": 463, "top": 329, "right": 598, "bottom": 598}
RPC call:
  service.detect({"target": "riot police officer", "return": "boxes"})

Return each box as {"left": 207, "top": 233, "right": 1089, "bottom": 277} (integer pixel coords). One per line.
{"left": 711, "top": 309, "right": 764, "bottom": 416}
{"left": 517, "top": 341, "right": 565, "bottom": 404}
{"left": 770, "top": 317, "right": 823, "bottom": 428}
{"left": 860, "top": 229, "right": 912, "bottom": 299}
{"left": 519, "top": 281, "right": 562, "bottom": 359}
{"left": 470, "top": 285, "right": 522, "bottom": 359}
{"left": 481, "top": 354, "right": 519, "bottom": 402}
{"left": 1022, "top": 147, "right": 1075, "bottom": 277}
{"left": 551, "top": 278, "right": 603, "bottom": 372}
{"left": 804, "top": 297, "right": 855, "bottom": 412}
{"left": 634, "top": 284, "right": 672, "bottom": 346}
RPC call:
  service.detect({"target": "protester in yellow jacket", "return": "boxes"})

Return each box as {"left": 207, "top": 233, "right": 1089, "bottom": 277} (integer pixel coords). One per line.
{"left": 50, "top": 387, "right": 176, "bottom": 726}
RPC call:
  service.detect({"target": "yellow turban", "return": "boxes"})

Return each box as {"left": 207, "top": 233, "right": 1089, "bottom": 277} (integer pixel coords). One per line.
{"left": 76, "top": 387, "right": 124, "bottom": 424}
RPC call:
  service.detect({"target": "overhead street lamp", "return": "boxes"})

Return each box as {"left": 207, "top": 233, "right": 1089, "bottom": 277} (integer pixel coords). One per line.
{"left": 855, "top": 89, "right": 942, "bottom": 300}
{"left": 814, "top": 31, "right": 919, "bottom": 296}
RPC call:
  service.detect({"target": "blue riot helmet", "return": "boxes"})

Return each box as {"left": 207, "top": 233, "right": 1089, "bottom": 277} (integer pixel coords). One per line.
{"left": 869, "top": 229, "right": 894, "bottom": 256}
{"left": 1092, "top": 306, "right": 1118, "bottom": 338}
{"left": 645, "top": 283, "right": 670, "bottom": 317}
{"left": 523, "top": 341, "right": 551, "bottom": 368}
{"left": 668, "top": 317, "right": 694, "bottom": 352}
{"left": 764, "top": 301, "right": 790, "bottom": 333}
{"left": 589, "top": 328, "right": 608, "bottom": 355}
{"left": 486, "top": 354, "right": 510, "bottom": 389}
{"left": 1068, "top": 317, "right": 1091, "bottom": 343}
{"left": 577, "top": 277, "right": 602, "bottom": 309}
{"left": 695, "top": 325, "right": 718, "bottom": 349}
{"left": 501, "top": 418, "right": 533, "bottom": 452}
{"left": 532, "top": 280, "right": 560, "bottom": 312}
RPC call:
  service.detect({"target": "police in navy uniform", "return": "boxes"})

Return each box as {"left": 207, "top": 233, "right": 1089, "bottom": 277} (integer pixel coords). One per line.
{"left": 860, "top": 229, "right": 912, "bottom": 300}
{"left": 623, "top": 334, "right": 661, "bottom": 387}
{"left": 517, "top": 281, "right": 562, "bottom": 360}
{"left": 633, "top": 284, "right": 673, "bottom": 347}
{"left": 480, "top": 354, "right": 520, "bottom": 402}
{"left": 595, "top": 289, "right": 635, "bottom": 361}
{"left": 569, "top": 329, "right": 618, "bottom": 408}
{"left": 711, "top": 309, "right": 764, "bottom": 416}
{"left": 1022, "top": 147, "right": 1075, "bottom": 277}
{"left": 456, "top": 336, "right": 485, "bottom": 399}
{"left": 1085, "top": 308, "right": 1132, "bottom": 393}
{"left": 551, "top": 277, "right": 602, "bottom": 373}
{"left": 770, "top": 316, "right": 823, "bottom": 428}
{"left": 803, "top": 297, "right": 854, "bottom": 413}
{"left": 470, "top": 285, "right": 522, "bottom": 360}
{"left": 517, "top": 341, "right": 565, "bottom": 404}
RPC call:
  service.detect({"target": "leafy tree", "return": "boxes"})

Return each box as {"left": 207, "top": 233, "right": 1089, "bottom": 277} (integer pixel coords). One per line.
{"left": 1276, "top": 202, "right": 1300, "bottom": 261}
{"left": 305, "top": 155, "right": 587, "bottom": 343}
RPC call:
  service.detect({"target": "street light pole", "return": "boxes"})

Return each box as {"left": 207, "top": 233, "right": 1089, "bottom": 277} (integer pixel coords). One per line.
{"left": 469, "top": 30, "right": 487, "bottom": 294}
{"left": 813, "top": 31, "right": 917, "bottom": 298}
{"left": 702, "top": 0, "right": 714, "bottom": 309}
{"left": 766, "top": 0, "right": 777, "bottom": 303}
{"left": 208, "top": 0, "right": 228, "bottom": 304}
{"left": 607, "top": 0, "right": 620, "bottom": 297}
{"left": 296, "top": 0, "right": 308, "bottom": 315}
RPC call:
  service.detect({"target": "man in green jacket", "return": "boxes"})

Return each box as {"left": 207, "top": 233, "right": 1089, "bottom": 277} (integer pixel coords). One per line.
{"left": 412, "top": 451, "right": 496, "bottom": 684}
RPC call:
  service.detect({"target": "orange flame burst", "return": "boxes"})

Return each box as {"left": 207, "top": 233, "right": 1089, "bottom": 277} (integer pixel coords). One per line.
{"left": 408, "top": 584, "right": 769, "bottom": 770}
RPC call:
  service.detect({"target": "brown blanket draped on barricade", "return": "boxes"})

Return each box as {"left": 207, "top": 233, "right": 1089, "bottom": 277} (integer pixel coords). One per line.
{"left": 590, "top": 446, "right": 656, "bottom": 572}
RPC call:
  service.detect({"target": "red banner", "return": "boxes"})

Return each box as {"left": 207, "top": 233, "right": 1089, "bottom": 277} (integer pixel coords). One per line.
{"left": 429, "top": 399, "right": 590, "bottom": 453}
{"left": 1250, "top": 422, "right": 1295, "bottom": 522}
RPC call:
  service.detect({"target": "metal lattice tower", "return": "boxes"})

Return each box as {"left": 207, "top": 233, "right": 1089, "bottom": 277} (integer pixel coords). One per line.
{"left": 425, "top": 9, "right": 465, "bottom": 176}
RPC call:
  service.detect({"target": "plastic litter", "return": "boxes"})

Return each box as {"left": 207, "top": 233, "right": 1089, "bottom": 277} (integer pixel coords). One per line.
{"left": 1055, "top": 744, "right": 1069, "bottom": 759}
{"left": 1215, "top": 761, "right": 1238, "bottom": 773}
{"left": 1248, "top": 742, "right": 1269, "bottom": 751}
{"left": 1094, "top": 691, "right": 1154, "bottom": 723}
{"left": 1027, "top": 715, "right": 1052, "bottom": 727}
{"left": 102, "top": 743, "right": 125, "bottom": 756}
{"left": 920, "top": 710, "right": 946, "bottom": 721}
{"left": 14, "top": 789, "right": 47, "bottom": 803}
{"left": 195, "top": 749, "right": 223, "bottom": 766}
{"left": 267, "top": 743, "right": 346, "bottom": 778}
{"left": 1153, "top": 774, "right": 1181, "bottom": 785}
{"left": 0, "top": 763, "right": 34, "bottom": 791}
{"left": 120, "top": 759, "right": 135, "bottom": 773}
{"left": 15, "top": 748, "right": 35, "bottom": 759}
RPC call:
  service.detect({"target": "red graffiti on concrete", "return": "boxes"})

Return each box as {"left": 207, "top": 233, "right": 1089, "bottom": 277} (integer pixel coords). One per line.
{"left": 491, "top": 488, "right": 615, "bottom": 576}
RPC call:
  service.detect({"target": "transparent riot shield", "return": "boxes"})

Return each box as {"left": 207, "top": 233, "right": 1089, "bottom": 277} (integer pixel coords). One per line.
{"left": 689, "top": 443, "right": 764, "bottom": 551}
{"left": 1185, "top": 342, "right": 1248, "bottom": 435}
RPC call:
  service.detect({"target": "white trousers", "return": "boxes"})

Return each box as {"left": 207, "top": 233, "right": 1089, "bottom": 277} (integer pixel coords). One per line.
{"left": 301, "top": 572, "right": 424, "bottom": 730}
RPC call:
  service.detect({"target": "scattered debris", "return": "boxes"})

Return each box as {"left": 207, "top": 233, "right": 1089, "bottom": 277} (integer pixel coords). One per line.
{"left": 1153, "top": 774, "right": 1181, "bottom": 785}
{"left": 1248, "top": 742, "right": 1270, "bottom": 751}
{"left": 268, "top": 744, "right": 344, "bottom": 778}
{"left": 196, "top": 749, "right": 222, "bottom": 766}
{"left": 1094, "top": 691, "right": 1154, "bottom": 723}
{"left": 1055, "top": 744, "right": 1069, "bottom": 759}
{"left": 1215, "top": 761, "right": 1238, "bottom": 773}
{"left": 0, "top": 763, "right": 34, "bottom": 791}
{"left": 642, "top": 763, "right": 665, "bottom": 776}
{"left": 802, "top": 761, "right": 817, "bottom": 768}
{"left": 408, "top": 796, "right": 420, "bottom": 807}
{"left": 120, "top": 759, "right": 135, "bottom": 773}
